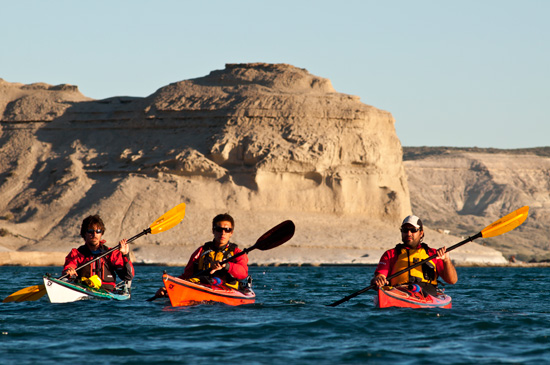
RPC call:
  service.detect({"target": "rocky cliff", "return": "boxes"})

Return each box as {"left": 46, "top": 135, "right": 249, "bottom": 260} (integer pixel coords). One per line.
{"left": 2, "top": 66, "right": 541, "bottom": 266}
{"left": 404, "top": 147, "right": 550, "bottom": 262}
{"left": 1, "top": 64, "right": 438, "bottom": 266}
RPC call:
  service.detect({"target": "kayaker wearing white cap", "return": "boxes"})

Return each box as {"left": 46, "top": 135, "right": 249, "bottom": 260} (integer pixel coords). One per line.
{"left": 371, "top": 215, "right": 457, "bottom": 295}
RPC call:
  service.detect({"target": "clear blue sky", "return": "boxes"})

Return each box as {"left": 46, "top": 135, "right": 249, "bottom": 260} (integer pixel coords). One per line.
{"left": 2, "top": 1, "right": 548, "bottom": 149}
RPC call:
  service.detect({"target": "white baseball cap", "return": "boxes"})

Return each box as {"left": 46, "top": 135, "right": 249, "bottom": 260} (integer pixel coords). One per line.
{"left": 401, "top": 215, "right": 423, "bottom": 229}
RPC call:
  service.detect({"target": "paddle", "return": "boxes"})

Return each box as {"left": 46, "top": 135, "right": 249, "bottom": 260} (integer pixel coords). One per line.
{"left": 197, "top": 219, "right": 296, "bottom": 275}
{"left": 3, "top": 203, "right": 186, "bottom": 303}
{"left": 327, "top": 206, "right": 529, "bottom": 307}
{"left": 146, "top": 219, "right": 296, "bottom": 301}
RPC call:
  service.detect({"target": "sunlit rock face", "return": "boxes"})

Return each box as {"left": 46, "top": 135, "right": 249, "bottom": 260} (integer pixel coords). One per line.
{"left": 404, "top": 147, "right": 550, "bottom": 262}
{"left": 0, "top": 63, "right": 412, "bottom": 264}
{"left": 142, "top": 63, "right": 410, "bottom": 220}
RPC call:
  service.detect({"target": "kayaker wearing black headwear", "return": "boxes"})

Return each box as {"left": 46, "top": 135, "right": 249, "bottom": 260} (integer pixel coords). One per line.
{"left": 63, "top": 214, "right": 134, "bottom": 292}
{"left": 371, "top": 215, "right": 457, "bottom": 295}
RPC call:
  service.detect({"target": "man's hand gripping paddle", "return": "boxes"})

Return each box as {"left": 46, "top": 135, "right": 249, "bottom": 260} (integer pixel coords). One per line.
{"left": 3, "top": 203, "right": 186, "bottom": 303}
{"left": 146, "top": 220, "right": 296, "bottom": 301}
{"left": 327, "top": 206, "right": 529, "bottom": 307}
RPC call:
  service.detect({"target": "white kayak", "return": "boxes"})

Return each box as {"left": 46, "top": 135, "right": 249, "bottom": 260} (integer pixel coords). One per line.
{"left": 43, "top": 275, "right": 131, "bottom": 303}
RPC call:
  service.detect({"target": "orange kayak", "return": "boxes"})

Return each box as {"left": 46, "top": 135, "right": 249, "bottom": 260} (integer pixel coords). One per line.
{"left": 163, "top": 273, "right": 255, "bottom": 307}
{"left": 375, "top": 285, "right": 452, "bottom": 309}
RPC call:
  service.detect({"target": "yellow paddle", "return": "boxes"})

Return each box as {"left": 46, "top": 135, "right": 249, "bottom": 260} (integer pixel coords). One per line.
{"left": 327, "top": 206, "right": 530, "bottom": 307}
{"left": 3, "top": 203, "right": 186, "bottom": 303}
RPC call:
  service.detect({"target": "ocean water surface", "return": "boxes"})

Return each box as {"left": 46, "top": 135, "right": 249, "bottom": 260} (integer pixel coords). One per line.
{"left": 1, "top": 265, "right": 549, "bottom": 364}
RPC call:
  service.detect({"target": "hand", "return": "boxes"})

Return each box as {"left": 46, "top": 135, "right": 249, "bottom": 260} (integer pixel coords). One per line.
{"left": 155, "top": 287, "right": 167, "bottom": 297}
{"left": 65, "top": 267, "right": 77, "bottom": 278}
{"left": 437, "top": 246, "right": 451, "bottom": 263}
{"left": 209, "top": 262, "right": 226, "bottom": 275}
{"left": 371, "top": 274, "right": 388, "bottom": 288}
{"left": 119, "top": 239, "right": 129, "bottom": 255}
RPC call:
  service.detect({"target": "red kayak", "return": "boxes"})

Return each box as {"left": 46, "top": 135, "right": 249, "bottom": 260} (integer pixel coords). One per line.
{"left": 375, "top": 285, "right": 452, "bottom": 309}
{"left": 163, "top": 273, "right": 255, "bottom": 307}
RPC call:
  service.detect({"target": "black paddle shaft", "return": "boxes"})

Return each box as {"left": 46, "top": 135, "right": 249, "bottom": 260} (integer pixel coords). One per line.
{"left": 59, "top": 228, "right": 151, "bottom": 280}
{"left": 191, "top": 220, "right": 295, "bottom": 278}
{"left": 191, "top": 246, "right": 253, "bottom": 278}
{"left": 327, "top": 232, "right": 482, "bottom": 307}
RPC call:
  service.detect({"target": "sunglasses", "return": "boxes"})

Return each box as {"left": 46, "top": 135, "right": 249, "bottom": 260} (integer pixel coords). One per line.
{"left": 86, "top": 229, "right": 103, "bottom": 234}
{"left": 401, "top": 227, "right": 419, "bottom": 233}
{"left": 213, "top": 226, "right": 233, "bottom": 233}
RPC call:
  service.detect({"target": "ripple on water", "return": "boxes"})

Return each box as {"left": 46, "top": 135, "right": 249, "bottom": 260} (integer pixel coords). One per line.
{"left": 1, "top": 266, "right": 550, "bottom": 364}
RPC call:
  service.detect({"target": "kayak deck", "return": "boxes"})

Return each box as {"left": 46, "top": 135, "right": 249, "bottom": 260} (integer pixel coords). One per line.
{"left": 375, "top": 285, "right": 452, "bottom": 309}
{"left": 43, "top": 276, "right": 130, "bottom": 303}
{"left": 163, "top": 273, "right": 255, "bottom": 307}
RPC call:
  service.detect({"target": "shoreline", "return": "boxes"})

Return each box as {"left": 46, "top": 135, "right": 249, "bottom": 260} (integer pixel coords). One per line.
{"left": 132, "top": 262, "right": 550, "bottom": 268}
{"left": 1, "top": 251, "right": 547, "bottom": 268}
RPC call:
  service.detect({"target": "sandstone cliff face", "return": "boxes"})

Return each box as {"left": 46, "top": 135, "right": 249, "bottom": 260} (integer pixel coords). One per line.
{"left": 142, "top": 63, "right": 409, "bottom": 219}
{"left": 404, "top": 147, "right": 550, "bottom": 262}
{"left": 0, "top": 64, "right": 417, "bottom": 264}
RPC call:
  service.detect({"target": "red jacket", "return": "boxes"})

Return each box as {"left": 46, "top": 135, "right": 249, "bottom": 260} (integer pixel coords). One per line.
{"left": 64, "top": 241, "right": 134, "bottom": 291}
{"left": 180, "top": 242, "right": 248, "bottom": 281}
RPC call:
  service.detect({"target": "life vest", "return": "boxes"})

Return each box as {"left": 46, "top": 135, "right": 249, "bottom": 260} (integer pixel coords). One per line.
{"left": 76, "top": 245, "right": 118, "bottom": 291}
{"left": 196, "top": 241, "right": 238, "bottom": 271}
{"left": 389, "top": 243, "right": 438, "bottom": 286}
{"left": 194, "top": 241, "right": 239, "bottom": 285}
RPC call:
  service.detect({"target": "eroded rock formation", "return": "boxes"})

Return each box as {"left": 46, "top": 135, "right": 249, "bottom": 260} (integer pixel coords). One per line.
{"left": 0, "top": 64, "right": 426, "bottom": 265}
{"left": 404, "top": 147, "right": 550, "bottom": 262}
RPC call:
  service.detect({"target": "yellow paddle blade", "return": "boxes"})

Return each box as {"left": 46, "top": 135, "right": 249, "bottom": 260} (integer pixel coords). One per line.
{"left": 149, "top": 203, "right": 186, "bottom": 234}
{"left": 3, "top": 284, "right": 46, "bottom": 303}
{"left": 481, "top": 206, "right": 529, "bottom": 238}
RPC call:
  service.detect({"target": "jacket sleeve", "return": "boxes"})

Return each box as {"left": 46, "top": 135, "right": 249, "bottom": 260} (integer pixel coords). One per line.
{"left": 374, "top": 249, "right": 395, "bottom": 278}
{"left": 180, "top": 247, "right": 204, "bottom": 279}
{"left": 226, "top": 247, "right": 249, "bottom": 280}
{"left": 108, "top": 249, "right": 135, "bottom": 281}
{"left": 431, "top": 248, "right": 446, "bottom": 276}
{"left": 63, "top": 248, "right": 83, "bottom": 274}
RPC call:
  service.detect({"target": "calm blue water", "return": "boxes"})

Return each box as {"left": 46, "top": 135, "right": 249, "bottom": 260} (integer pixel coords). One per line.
{"left": 1, "top": 266, "right": 549, "bottom": 364}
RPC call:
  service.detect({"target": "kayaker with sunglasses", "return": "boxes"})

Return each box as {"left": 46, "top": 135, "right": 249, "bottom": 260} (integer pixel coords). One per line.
{"left": 62, "top": 214, "right": 134, "bottom": 292}
{"left": 370, "top": 215, "right": 457, "bottom": 296}
{"left": 155, "top": 213, "right": 249, "bottom": 297}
